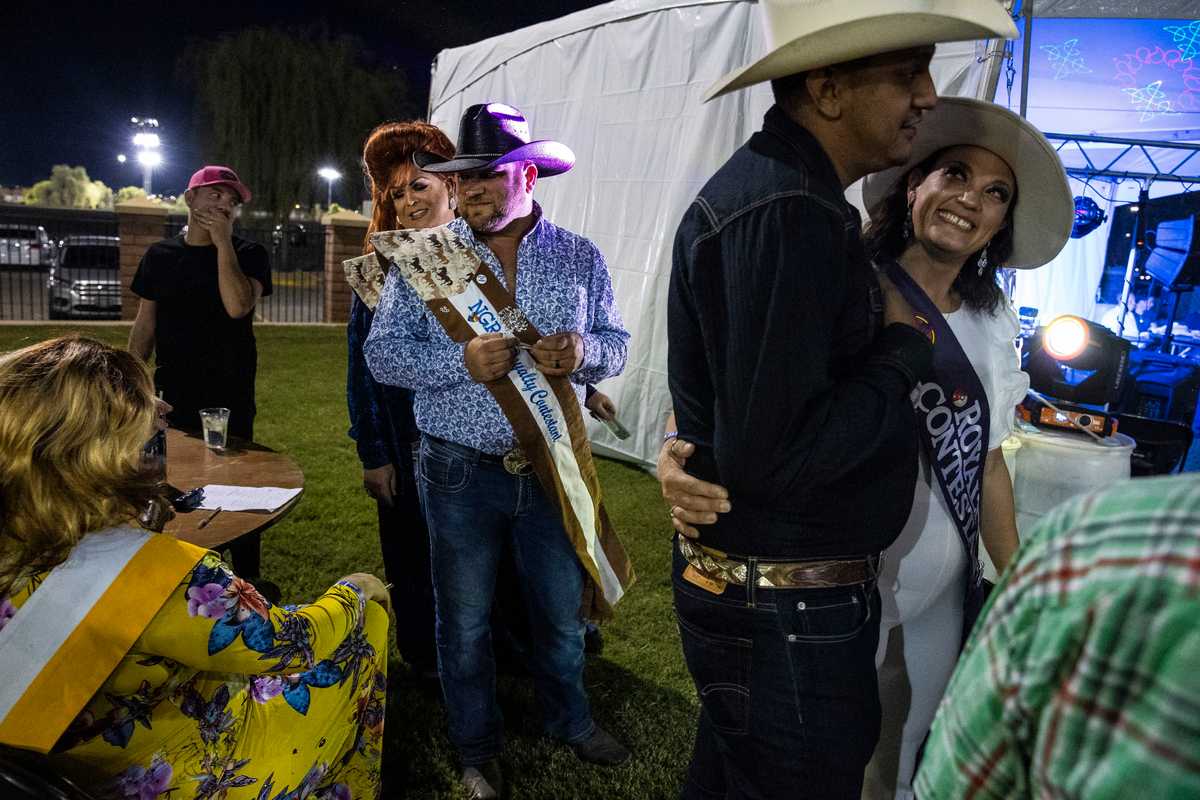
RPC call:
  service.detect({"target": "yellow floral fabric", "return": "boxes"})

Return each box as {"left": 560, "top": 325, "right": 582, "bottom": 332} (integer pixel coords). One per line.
{"left": 7, "top": 552, "right": 387, "bottom": 800}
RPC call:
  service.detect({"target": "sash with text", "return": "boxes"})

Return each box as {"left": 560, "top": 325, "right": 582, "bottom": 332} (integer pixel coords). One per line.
{"left": 885, "top": 260, "right": 989, "bottom": 593}
{"left": 355, "top": 227, "right": 634, "bottom": 618}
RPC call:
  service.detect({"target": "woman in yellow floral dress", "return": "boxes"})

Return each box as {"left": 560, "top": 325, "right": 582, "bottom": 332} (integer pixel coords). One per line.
{"left": 0, "top": 335, "right": 389, "bottom": 800}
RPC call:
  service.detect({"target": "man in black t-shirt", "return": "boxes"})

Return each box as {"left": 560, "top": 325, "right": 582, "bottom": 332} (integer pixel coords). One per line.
{"left": 129, "top": 165, "right": 271, "bottom": 439}
{"left": 129, "top": 165, "right": 272, "bottom": 576}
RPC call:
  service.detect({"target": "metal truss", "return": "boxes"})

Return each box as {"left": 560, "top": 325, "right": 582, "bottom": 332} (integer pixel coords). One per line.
{"left": 1045, "top": 132, "right": 1200, "bottom": 186}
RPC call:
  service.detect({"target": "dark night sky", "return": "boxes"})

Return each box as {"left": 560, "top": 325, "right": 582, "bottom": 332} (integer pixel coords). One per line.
{"left": 1, "top": 0, "right": 605, "bottom": 194}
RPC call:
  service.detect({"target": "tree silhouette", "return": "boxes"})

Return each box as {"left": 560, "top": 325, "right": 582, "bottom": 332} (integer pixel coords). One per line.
{"left": 24, "top": 165, "right": 113, "bottom": 209}
{"left": 180, "top": 28, "right": 414, "bottom": 220}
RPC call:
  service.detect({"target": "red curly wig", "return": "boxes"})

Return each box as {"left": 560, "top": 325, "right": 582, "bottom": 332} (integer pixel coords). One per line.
{"left": 360, "top": 121, "right": 456, "bottom": 254}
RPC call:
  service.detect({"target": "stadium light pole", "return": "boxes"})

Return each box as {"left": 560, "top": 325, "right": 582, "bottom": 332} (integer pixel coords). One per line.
{"left": 130, "top": 117, "right": 162, "bottom": 193}
{"left": 318, "top": 167, "right": 342, "bottom": 209}
{"left": 136, "top": 150, "right": 163, "bottom": 193}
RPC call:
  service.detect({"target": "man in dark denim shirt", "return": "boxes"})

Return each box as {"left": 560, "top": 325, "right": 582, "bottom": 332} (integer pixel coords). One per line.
{"left": 660, "top": 1, "right": 1017, "bottom": 797}
{"left": 668, "top": 102, "right": 934, "bottom": 558}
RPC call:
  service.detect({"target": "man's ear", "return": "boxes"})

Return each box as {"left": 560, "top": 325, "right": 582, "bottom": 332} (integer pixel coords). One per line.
{"left": 804, "top": 67, "right": 843, "bottom": 119}
{"left": 183, "top": 189, "right": 195, "bottom": 210}
{"left": 523, "top": 162, "right": 538, "bottom": 193}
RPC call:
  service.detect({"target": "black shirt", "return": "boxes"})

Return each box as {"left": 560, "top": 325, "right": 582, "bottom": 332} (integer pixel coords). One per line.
{"left": 668, "top": 106, "right": 934, "bottom": 559}
{"left": 132, "top": 234, "right": 272, "bottom": 436}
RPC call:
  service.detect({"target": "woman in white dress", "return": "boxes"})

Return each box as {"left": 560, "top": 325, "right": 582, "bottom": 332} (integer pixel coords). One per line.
{"left": 857, "top": 97, "right": 1073, "bottom": 799}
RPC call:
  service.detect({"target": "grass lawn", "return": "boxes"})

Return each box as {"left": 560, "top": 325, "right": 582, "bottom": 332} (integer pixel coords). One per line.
{"left": 0, "top": 324, "right": 697, "bottom": 799}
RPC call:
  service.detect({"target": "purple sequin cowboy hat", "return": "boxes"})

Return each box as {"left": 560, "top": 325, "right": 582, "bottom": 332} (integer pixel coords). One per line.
{"left": 414, "top": 103, "right": 575, "bottom": 177}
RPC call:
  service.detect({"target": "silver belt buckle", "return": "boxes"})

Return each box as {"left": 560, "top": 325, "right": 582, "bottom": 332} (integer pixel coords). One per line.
{"left": 502, "top": 447, "right": 532, "bottom": 476}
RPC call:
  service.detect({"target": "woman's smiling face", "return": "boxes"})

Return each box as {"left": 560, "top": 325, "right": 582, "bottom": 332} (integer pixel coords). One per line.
{"left": 907, "top": 144, "right": 1015, "bottom": 263}
{"left": 387, "top": 164, "right": 455, "bottom": 229}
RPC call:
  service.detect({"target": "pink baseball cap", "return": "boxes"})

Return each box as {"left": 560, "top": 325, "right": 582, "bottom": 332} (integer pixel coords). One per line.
{"left": 186, "top": 165, "right": 252, "bottom": 204}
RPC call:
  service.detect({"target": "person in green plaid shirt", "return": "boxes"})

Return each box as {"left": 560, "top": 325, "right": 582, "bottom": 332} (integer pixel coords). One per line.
{"left": 916, "top": 473, "right": 1200, "bottom": 799}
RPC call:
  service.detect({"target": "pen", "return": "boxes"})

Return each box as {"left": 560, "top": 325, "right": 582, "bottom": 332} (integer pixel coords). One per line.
{"left": 197, "top": 507, "right": 223, "bottom": 529}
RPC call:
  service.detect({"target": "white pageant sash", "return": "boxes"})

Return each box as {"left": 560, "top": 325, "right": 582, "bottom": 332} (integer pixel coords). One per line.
{"left": 445, "top": 284, "right": 624, "bottom": 604}
{"left": 363, "top": 226, "right": 634, "bottom": 616}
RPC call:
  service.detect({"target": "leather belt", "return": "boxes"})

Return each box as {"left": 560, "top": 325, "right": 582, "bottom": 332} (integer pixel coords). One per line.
{"left": 427, "top": 437, "right": 533, "bottom": 476}
{"left": 677, "top": 537, "right": 879, "bottom": 589}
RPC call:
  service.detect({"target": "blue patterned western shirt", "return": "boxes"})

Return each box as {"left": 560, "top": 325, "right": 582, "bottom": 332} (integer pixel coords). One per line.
{"left": 363, "top": 206, "right": 629, "bottom": 455}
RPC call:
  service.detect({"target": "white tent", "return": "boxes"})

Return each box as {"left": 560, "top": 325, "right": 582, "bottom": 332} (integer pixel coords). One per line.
{"left": 426, "top": 0, "right": 1200, "bottom": 467}
{"left": 427, "top": 0, "right": 999, "bottom": 466}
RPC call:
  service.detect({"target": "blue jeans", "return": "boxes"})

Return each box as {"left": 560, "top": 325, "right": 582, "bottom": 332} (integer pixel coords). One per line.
{"left": 418, "top": 436, "right": 594, "bottom": 765}
{"left": 673, "top": 544, "right": 882, "bottom": 799}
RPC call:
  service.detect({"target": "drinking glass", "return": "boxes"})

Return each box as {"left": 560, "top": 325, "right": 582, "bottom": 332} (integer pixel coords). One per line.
{"left": 199, "top": 407, "right": 231, "bottom": 451}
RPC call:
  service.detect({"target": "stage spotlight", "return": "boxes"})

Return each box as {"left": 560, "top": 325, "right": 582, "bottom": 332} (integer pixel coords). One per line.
{"left": 1044, "top": 315, "right": 1089, "bottom": 360}
{"left": 1035, "top": 315, "right": 1129, "bottom": 384}
{"left": 1071, "top": 196, "right": 1108, "bottom": 239}
{"left": 1021, "top": 315, "right": 1132, "bottom": 435}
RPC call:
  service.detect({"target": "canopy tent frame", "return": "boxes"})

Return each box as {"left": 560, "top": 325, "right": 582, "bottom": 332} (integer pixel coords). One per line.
{"left": 990, "top": 0, "right": 1200, "bottom": 116}
{"left": 1042, "top": 130, "right": 1200, "bottom": 346}
{"left": 1047, "top": 132, "right": 1200, "bottom": 185}
{"left": 993, "top": 0, "right": 1200, "bottom": 330}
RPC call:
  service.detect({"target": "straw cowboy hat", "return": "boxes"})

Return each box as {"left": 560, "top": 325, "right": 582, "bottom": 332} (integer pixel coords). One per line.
{"left": 862, "top": 97, "right": 1073, "bottom": 269}
{"left": 705, "top": 0, "right": 1018, "bottom": 101}
{"left": 415, "top": 103, "right": 575, "bottom": 177}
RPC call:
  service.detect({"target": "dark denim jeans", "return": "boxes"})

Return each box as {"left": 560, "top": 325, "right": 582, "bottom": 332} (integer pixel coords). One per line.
{"left": 418, "top": 435, "right": 594, "bottom": 765}
{"left": 378, "top": 474, "right": 437, "bottom": 674}
{"left": 673, "top": 545, "right": 882, "bottom": 799}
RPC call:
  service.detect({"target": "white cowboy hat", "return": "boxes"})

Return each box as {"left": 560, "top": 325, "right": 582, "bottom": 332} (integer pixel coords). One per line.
{"left": 705, "top": 0, "right": 1018, "bottom": 101}
{"left": 862, "top": 97, "right": 1074, "bottom": 269}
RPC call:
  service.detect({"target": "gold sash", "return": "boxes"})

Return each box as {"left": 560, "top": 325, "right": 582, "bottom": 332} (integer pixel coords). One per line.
{"left": 0, "top": 528, "right": 204, "bottom": 752}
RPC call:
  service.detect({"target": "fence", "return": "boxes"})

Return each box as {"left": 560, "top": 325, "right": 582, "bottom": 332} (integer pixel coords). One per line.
{"left": 165, "top": 216, "right": 326, "bottom": 323}
{"left": 1, "top": 204, "right": 329, "bottom": 323}
{"left": 0, "top": 206, "right": 117, "bottom": 322}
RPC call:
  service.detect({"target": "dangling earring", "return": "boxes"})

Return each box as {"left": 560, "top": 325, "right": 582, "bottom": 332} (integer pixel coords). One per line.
{"left": 977, "top": 246, "right": 989, "bottom": 276}
{"left": 902, "top": 204, "right": 914, "bottom": 242}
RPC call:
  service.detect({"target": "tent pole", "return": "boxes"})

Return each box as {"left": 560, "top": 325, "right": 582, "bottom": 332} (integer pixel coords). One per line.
{"left": 427, "top": 55, "right": 439, "bottom": 119}
{"left": 982, "top": 45, "right": 1004, "bottom": 102}
{"left": 1118, "top": 186, "right": 1151, "bottom": 338}
{"left": 1019, "top": 0, "right": 1034, "bottom": 118}
{"left": 981, "top": 1, "right": 1018, "bottom": 102}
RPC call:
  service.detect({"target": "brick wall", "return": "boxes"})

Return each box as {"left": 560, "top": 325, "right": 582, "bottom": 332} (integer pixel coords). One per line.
{"left": 115, "top": 199, "right": 169, "bottom": 321}
{"left": 322, "top": 210, "right": 369, "bottom": 323}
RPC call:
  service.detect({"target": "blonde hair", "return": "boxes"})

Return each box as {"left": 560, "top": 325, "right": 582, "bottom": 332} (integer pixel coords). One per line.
{"left": 0, "top": 336, "right": 159, "bottom": 597}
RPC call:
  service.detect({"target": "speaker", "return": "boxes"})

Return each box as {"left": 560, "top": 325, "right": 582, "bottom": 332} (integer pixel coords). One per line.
{"left": 1143, "top": 215, "right": 1200, "bottom": 289}
{"left": 1129, "top": 354, "right": 1200, "bottom": 427}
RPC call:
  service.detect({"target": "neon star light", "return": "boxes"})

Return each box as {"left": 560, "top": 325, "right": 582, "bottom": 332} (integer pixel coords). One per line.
{"left": 1123, "top": 80, "right": 1177, "bottom": 122}
{"left": 1164, "top": 20, "right": 1200, "bottom": 62}
{"left": 1040, "top": 38, "right": 1092, "bottom": 80}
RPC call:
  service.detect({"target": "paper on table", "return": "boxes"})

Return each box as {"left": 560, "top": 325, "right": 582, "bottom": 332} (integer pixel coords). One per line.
{"left": 197, "top": 485, "right": 302, "bottom": 512}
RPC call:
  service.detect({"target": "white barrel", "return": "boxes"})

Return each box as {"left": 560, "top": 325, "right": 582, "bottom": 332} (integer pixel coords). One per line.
{"left": 1011, "top": 427, "right": 1134, "bottom": 535}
